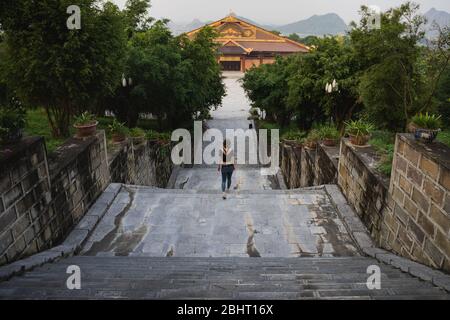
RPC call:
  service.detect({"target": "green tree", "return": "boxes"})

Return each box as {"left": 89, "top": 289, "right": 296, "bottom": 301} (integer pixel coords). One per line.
{"left": 2, "top": 0, "right": 126, "bottom": 137}
{"left": 287, "top": 33, "right": 302, "bottom": 43}
{"left": 350, "top": 3, "right": 426, "bottom": 131}
{"left": 242, "top": 57, "right": 292, "bottom": 126}
{"left": 109, "top": 23, "right": 225, "bottom": 129}
{"left": 123, "top": 0, "right": 153, "bottom": 36}
{"left": 286, "top": 37, "right": 363, "bottom": 131}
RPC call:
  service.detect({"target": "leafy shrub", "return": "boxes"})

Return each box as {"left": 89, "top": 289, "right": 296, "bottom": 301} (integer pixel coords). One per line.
{"left": 369, "top": 131, "right": 395, "bottom": 177}
{"left": 317, "top": 125, "right": 340, "bottom": 140}
{"left": 411, "top": 113, "right": 442, "bottom": 130}
{"left": 345, "top": 119, "right": 374, "bottom": 136}
{"left": 146, "top": 130, "right": 171, "bottom": 142}
{"left": 108, "top": 119, "right": 128, "bottom": 136}
{"left": 0, "top": 104, "right": 26, "bottom": 140}
{"left": 281, "top": 130, "right": 306, "bottom": 142}
{"left": 129, "top": 127, "right": 145, "bottom": 138}
{"left": 305, "top": 129, "right": 321, "bottom": 142}
{"left": 74, "top": 111, "right": 96, "bottom": 126}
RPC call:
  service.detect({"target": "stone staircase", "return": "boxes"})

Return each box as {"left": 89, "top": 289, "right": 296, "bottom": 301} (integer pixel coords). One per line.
{"left": 0, "top": 184, "right": 449, "bottom": 299}
{"left": 0, "top": 256, "right": 448, "bottom": 299}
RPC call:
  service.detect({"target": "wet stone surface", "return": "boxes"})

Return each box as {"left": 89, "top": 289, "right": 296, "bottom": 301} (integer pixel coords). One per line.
{"left": 81, "top": 186, "right": 359, "bottom": 258}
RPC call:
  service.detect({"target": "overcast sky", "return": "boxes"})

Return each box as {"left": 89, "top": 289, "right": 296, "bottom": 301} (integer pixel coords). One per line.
{"left": 111, "top": 0, "right": 450, "bottom": 25}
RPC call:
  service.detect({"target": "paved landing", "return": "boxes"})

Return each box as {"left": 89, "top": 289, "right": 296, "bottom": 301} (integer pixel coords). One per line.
{"left": 80, "top": 186, "right": 359, "bottom": 258}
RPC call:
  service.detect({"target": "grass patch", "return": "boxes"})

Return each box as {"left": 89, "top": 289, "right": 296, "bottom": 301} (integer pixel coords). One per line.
{"left": 437, "top": 130, "right": 450, "bottom": 147}
{"left": 24, "top": 108, "right": 72, "bottom": 153}
{"left": 369, "top": 131, "right": 395, "bottom": 177}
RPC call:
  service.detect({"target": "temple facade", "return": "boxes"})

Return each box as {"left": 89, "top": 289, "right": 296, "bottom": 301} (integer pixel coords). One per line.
{"left": 187, "top": 14, "right": 309, "bottom": 72}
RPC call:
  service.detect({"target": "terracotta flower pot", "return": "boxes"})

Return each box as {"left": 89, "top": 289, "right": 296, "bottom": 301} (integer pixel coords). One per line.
{"left": 349, "top": 134, "right": 370, "bottom": 146}
{"left": 322, "top": 138, "right": 338, "bottom": 147}
{"left": 112, "top": 133, "right": 127, "bottom": 143}
{"left": 414, "top": 128, "right": 440, "bottom": 143}
{"left": 74, "top": 121, "right": 98, "bottom": 138}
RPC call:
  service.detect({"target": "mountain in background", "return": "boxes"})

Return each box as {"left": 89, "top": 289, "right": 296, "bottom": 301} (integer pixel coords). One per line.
{"left": 168, "top": 13, "right": 348, "bottom": 36}
{"left": 424, "top": 8, "right": 450, "bottom": 38}
{"left": 275, "top": 13, "right": 348, "bottom": 36}
{"left": 168, "top": 9, "right": 450, "bottom": 38}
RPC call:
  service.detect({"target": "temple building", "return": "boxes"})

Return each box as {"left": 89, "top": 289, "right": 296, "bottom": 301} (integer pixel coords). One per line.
{"left": 186, "top": 14, "right": 310, "bottom": 72}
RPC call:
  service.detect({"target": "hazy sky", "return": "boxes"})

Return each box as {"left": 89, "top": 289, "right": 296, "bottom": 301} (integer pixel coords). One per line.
{"left": 111, "top": 0, "right": 450, "bottom": 24}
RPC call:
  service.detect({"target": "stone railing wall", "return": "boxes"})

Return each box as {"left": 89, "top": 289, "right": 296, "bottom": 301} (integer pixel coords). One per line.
{"left": 108, "top": 140, "right": 173, "bottom": 188}
{"left": 280, "top": 133, "right": 450, "bottom": 273}
{"left": 0, "top": 132, "right": 109, "bottom": 266}
{"left": 338, "top": 139, "right": 392, "bottom": 241}
{"left": 0, "top": 137, "right": 50, "bottom": 266}
{"left": 279, "top": 142, "right": 339, "bottom": 189}
{"left": 0, "top": 132, "right": 174, "bottom": 266}
{"left": 337, "top": 134, "right": 450, "bottom": 273}
{"left": 382, "top": 134, "right": 450, "bottom": 272}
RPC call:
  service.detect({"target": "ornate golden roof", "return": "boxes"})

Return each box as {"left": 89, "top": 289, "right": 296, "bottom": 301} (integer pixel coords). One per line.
{"left": 186, "top": 14, "right": 310, "bottom": 53}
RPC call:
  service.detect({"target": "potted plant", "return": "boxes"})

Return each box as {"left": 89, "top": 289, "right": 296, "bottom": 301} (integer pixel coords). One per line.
{"left": 108, "top": 119, "right": 128, "bottom": 143}
{"left": 281, "top": 130, "right": 306, "bottom": 146}
{"left": 345, "top": 119, "right": 374, "bottom": 146}
{"left": 73, "top": 111, "right": 98, "bottom": 138}
{"left": 410, "top": 113, "right": 442, "bottom": 143}
{"left": 304, "top": 129, "right": 320, "bottom": 150}
{"left": 146, "top": 130, "right": 171, "bottom": 146}
{"left": 0, "top": 105, "right": 26, "bottom": 144}
{"left": 130, "top": 127, "right": 146, "bottom": 145}
{"left": 318, "top": 125, "right": 340, "bottom": 147}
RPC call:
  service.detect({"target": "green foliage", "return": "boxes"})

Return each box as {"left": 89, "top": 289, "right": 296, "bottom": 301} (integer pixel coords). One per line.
{"left": 345, "top": 119, "right": 374, "bottom": 136}
{"left": 281, "top": 130, "right": 306, "bottom": 142}
{"left": 108, "top": 119, "right": 129, "bottom": 136}
{"left": 2, "top": 0, "right": 127, "bottom": 137}
{"left": 411, "top": 113, "right": 442, "bottom": 129}
{"left": 317, "top": 124, "right": 340, "bottom": 140}
{"left": 24, "top": 109, "right": 69, "bottom": 152}
{"left": 146, "top": 130, "right": 170, "bottom": 142}
{"left": 243, "top": 36, "right": 363, "bottom": 130}
{"left": 437, "top": 130, "right": 450, "bottom": 147}
{"left": 351, "top": 3, "right": 427, "bottom": 131}
{"left": 435, "top": 67, "right": 450, "bottom": 127}
{"left": 369, "top": 131, "right": 396, "bottom": 177}
{"left": 0, "top": 103, "right": 26, "bottom": 139}
{"left": 123, "top": 0, "right": 153, "bottom": 34}
{"left": 129, "top": 127, "right": 145, "bottom": 137}
{"left": 305, "top": 129, "right": 321, "bottom": 143}
{"left": 242, "top": 57, "right": 291, "bottom": 126}
{"left": 108, "top": 22, "right": 225, "bottom": 129}
{"left": 74, "top": 112, "right": 96, "bottom": 126}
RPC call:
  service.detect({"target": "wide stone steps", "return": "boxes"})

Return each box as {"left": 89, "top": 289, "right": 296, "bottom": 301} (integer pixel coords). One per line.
{"left": 0, "top": 256, "right": 448, "bottom": 300}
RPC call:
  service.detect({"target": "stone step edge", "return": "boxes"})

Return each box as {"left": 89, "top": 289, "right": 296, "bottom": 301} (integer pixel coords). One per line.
{"left": 127, "top": 184, "right": 325, "bottom": 194}
{"left": 0, "top": 183, "right": 123, "bottom": 283}
{"left": 323, "top": 184, "right": 450, "bottom": 293}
